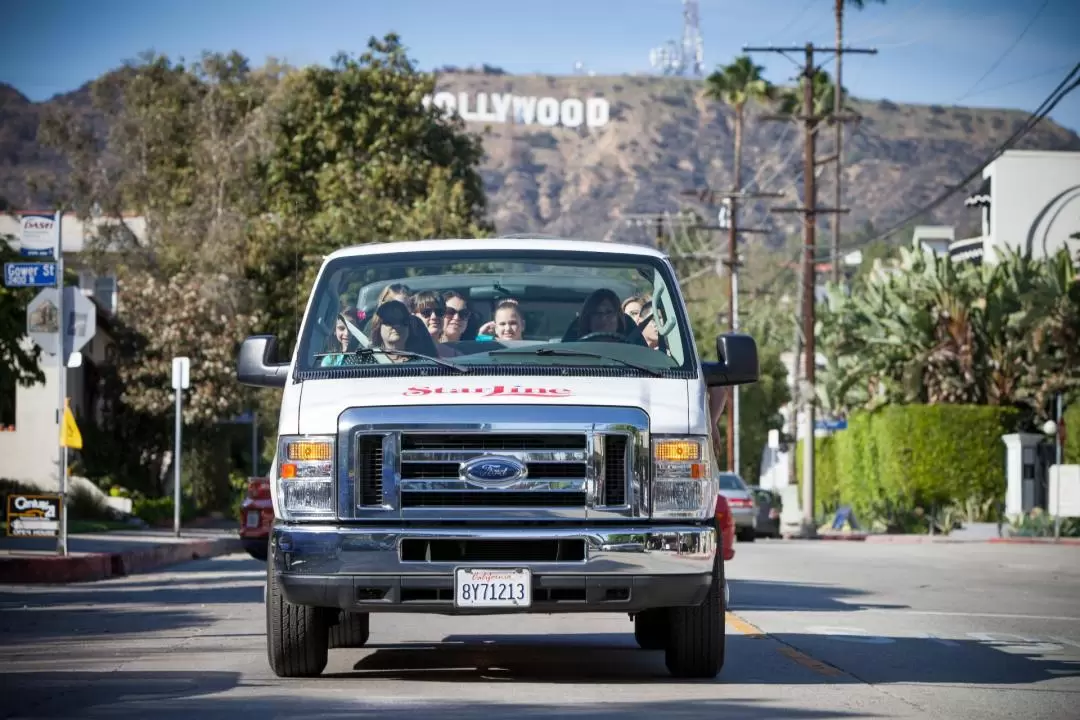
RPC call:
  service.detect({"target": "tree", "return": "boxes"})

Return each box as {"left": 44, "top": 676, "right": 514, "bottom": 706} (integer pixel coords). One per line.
{"left": 705, "top": 56, "right": 776, "bottom": 197}
{"left": 0, "top": 240, "right": 46, "bottom": 418}
{"left": 249, "top": 33, "right": 493, "bottom": 355}
{"left": 38, "top": 34, "right": 493, "bottom": 500}
{"left": 817, "top": 242, "right": 1080, "bottom": 425}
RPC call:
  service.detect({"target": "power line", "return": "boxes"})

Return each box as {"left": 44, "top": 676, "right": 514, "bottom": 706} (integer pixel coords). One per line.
{"left": 955, "top": 0, "right": 1051, "bottom": 103}
{"left": 850, "top": 62, "right": 1080, "bottom": 250}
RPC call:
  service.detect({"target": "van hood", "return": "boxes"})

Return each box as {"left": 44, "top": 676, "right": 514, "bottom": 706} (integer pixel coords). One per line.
{"left": 294, "top": 375, "right": 693, "bottom": 435}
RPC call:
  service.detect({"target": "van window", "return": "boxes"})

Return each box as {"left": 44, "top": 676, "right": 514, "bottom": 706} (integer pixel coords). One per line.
{"left": 294, "top": 248, "right": 698, "bottom": 379}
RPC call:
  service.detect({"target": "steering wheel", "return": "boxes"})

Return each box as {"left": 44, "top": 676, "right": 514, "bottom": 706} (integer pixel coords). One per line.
{"left": 577, "top": 331, "right": 626, "bottom": 343}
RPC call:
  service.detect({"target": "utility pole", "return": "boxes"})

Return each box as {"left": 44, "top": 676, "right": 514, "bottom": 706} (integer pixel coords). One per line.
{"left": 680, "top": 188, "right": 781, "bottom": 474}
{"left": 744, "top": 42, "right": 867, "bottom": 536}
{"left": 832, "top": 29, "right": 877, "bottom": 285}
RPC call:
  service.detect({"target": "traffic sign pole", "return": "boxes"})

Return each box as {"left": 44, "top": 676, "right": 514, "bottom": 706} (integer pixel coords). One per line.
{"left": 55, "top": 211, "right": 67, "bottom": 557}
{"left": 172, "top": 357, "right": 191, "bottom": 537}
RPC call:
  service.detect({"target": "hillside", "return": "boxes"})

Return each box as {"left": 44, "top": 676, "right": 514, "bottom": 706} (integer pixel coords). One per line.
{"left": 3, "top": 72, "right": 1079, "bottom": 249}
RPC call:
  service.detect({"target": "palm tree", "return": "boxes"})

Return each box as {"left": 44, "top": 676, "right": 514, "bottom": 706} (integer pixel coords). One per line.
{"left": 832, "top": 1, "right": 885, "bottom": 283}
{"left": 704, "top": 55, "right": 775, "bottom": 199}
{"left": 778, "top": 68, "right": 845, "bottom": 124}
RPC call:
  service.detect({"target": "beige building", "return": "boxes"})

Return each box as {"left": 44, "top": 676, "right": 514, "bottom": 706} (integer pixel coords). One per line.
{"left": 1, "top": 212, "right": 145, "bottom": 489}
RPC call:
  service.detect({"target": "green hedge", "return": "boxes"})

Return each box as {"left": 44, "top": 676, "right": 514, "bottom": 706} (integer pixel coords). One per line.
{"left": 797, "top": 404, "right": 1020, "bottom": 525}
{"left": 1066, "top": 400, "right": 1080, "bottom": 465}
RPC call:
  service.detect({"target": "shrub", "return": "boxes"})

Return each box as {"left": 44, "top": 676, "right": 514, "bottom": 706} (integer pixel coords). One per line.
{"left": 799, "top": 404, "right": 1020, "bottom": 528}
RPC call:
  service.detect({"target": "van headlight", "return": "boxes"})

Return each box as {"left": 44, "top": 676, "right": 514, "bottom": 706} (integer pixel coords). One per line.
{"left": 651, "top": 436, "right": 716, "bottom": 519}
{"left": 276, "top": 435, "right": 335, "bottom": 518}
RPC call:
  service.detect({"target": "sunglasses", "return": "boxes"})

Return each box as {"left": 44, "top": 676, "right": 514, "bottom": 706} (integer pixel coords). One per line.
{"left": 417, "top": 307, "right": 445, "bottom": 320}
{"left": 444, "top": 307, "right": 470, "bottom": 320}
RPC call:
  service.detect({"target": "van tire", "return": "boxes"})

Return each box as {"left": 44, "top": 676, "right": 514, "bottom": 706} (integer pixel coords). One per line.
{"left": 266, "top": 563, "right": 329, "bottom": 677}
{"left": 633, "top": 609, "right": 669, "bottom": 650}
{"left": 329, "top": 611, "right": 370, "bottom": 649}
{"left": 664, "top": 555, "right": 725, "bottom": 678}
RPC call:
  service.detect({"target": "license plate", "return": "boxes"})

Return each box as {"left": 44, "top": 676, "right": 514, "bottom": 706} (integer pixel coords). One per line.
{"left": 454, "top": 568, "right": 532, "bottom": 608}
{"left": 245, "top": 511, "right": 261, "bottom": 528}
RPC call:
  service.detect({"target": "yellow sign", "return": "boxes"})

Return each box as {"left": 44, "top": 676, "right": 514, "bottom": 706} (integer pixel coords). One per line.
{"left": 61, "top": 398, "right": 82, "bottom": 450}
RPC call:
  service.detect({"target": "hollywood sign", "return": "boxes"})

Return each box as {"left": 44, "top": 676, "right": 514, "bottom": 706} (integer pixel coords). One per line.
{"left": 423, "top": 91, "right": 611, "bottom": 128}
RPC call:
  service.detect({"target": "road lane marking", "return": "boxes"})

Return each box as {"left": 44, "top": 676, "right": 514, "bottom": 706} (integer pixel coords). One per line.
{"left": 731, "top": 605, "right": 1080, "bottom": 622}
{"left": 777, "top": 646, "right": 847, "bottom": 677}
{"left": 804, "top": 625, "right": 894, "bottom": 644}
{"left": 726, "top": 612, "right": 852, "bottom": 679}
{"left": 725, "top": 612, "right": 765, "bottom": 638}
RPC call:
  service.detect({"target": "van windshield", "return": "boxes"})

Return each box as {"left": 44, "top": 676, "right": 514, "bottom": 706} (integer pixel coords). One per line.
{"left": 293, "top": 247, "right": 697, "bottom": 378}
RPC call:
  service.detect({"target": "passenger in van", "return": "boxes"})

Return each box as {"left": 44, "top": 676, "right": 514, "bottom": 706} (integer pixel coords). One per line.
{"left": 411, "top": 291, "right": 446, "bottom": 342}
{"left": 368, "top": 300, "right": 414, "bottom": 363}
{"left": 477, "top": 298, "right": 525, "bottom": 341}
{"left": 319, "top": 307, "right": 362, "bottom": 367}
{"left": 377, "top": 283, "right": 412, "bottom": 307}
{"left": 639, "top": 301, "right": 663, "bottom": 352}
{"left": 621, "top": 294, "right": 650, "bottom": 324}
{"left": 441, "top": 290, "right": 472, "bottom": 343}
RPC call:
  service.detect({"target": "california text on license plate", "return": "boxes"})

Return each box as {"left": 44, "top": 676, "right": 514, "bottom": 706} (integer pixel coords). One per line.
{"left": 454, "top": 568, "right": 532, "bottom": 608}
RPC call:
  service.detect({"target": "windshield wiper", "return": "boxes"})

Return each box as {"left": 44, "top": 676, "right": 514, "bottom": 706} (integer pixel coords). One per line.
{"left": 492, "top": 347, "right": 665, "bottom": 377}
{"left": 350, "top": 347, "right": 469, "bottom": 373}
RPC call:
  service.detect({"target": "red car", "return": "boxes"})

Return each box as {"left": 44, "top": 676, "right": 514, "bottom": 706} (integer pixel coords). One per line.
{"left": 715, "top": 493, "right": 736, "bottom": 562}
{"left": 239, "top": 477, "right": 274, "bottom": 561}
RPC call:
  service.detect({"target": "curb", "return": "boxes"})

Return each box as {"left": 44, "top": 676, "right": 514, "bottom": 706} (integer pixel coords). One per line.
{"left": 989, "top": 537, "right": 1080, "bottom": 546}
{"left": 781, "top": 533, "right": 1080, "bottom": 545}
{"left": 0, "top": 535, "right": 243, "bottom": 585}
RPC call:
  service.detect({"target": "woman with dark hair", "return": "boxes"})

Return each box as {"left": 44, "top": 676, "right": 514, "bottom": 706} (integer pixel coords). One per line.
{"left": 411, "top": 290, "right": 446, "bottom": 342}
{"left": 577, "top": 289, "right": 625, "bottom": 338}
{"left": 320, "top": 307, "right": 361, "bottom": 367}
{"left": 367, "top": 300, "right": 413, "bottom": 363}
{"left": 442, "top": 290, "right": 472, "bottom": 343}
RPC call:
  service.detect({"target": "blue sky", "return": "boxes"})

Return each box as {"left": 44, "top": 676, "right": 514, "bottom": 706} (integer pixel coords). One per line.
{"left": 2, "top": 0, "right": 1079, "bottom": 132}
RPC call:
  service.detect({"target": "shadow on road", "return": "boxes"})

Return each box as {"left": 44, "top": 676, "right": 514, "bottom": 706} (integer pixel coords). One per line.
{"left": 0, "top": 607, "right": 219, "bottom": 641}
{"left": 0, "top": 671, "right": 868, "bottom": 720}
{"left": 728, "top": 579, "right": 908, "bottom": 612}
{"left": 325, "top": 630, "right": 1080, "bottom": 687}
{"left": 0, "top": 670, "right": 241, "bottom": 719}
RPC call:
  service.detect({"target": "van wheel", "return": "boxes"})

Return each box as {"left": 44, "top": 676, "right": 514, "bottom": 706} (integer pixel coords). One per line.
{"left": 329, "top": 611, "right": 370, "bottom": 649}
{"left": 633, "top": 609, "right": 668, "bottom": 650}
{"left": 266, "top": 563, "right": 329, "bottom": 677}
{"left": 664, "top": 555, "right": 725, "bottom": 678}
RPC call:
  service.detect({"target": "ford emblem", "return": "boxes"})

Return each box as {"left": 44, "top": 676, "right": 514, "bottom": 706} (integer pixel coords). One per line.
{"left": 461, "top": 455, "right": 527, "bottom": 488}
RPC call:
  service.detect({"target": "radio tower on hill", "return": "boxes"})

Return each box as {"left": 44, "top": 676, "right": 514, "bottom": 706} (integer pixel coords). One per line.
{"left": 649, "top": 0, "right": 705, "bottom": 76}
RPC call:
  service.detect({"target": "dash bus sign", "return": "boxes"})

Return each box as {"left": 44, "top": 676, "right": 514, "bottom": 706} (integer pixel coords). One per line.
{"left": 6, "top": 494, "right": 62, "bottom": 537}
{"left": 19, "top": 214, "right": 57, "bottom": 259}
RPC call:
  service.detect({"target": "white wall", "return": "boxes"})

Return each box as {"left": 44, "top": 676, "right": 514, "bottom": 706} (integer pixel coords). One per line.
{"left": 986, "top": 150, "right": 1080, "bottom": 263}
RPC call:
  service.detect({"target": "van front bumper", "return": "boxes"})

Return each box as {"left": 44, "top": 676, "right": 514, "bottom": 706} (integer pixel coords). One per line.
{"left": 270, "top": 523, "right": 717, "bottom": 614}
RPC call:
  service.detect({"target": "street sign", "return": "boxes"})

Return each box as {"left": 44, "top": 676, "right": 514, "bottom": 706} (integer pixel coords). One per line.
{"left": 27, "top": 287, "right": 97, "bottom": 359}
{"left": 172, "top": 356, "right": 190, "bottom": 390}
{"left": 19, "top": 214, "right": 57, "bottom": 258}
{"left": 6, "top": 494, "right": 61, "bottom": 537}
{"left": 815, "top": 418, "right": 848, "bottom": 432}
{"left": 61, "top": 398, "right": 83, "bottom": 450}
{"left": 4, "top": 262, "right": 57, "bottom": 287}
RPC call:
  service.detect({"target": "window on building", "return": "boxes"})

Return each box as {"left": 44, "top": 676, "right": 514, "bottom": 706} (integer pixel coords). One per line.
{"left": 0, "top": 371, "right": 15, "bottom": 431}
{"left": 78, "top": 271, "right": 118, "bottom": 315}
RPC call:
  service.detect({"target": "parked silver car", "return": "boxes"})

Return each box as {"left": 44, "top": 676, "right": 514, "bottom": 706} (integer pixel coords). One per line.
{"left": 718, "top": 472, "right": 757, "bottom": 542}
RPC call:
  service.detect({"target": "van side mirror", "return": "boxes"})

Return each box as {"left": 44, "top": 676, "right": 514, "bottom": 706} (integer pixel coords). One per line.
{"left": 702, "top": 332, "right": 759, "bottom": 387}
{"left": 237, "top": 335, "right": 290, "bottom": 388}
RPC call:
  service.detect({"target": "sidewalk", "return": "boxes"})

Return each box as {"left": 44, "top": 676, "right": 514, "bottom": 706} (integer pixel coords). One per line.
{"left": 0, "top": 524, "right": 243, "bottom": 584}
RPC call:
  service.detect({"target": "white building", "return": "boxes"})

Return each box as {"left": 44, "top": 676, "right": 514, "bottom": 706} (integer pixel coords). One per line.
{"left": 1, "top": 212, "right": 144, "bottom": 489}
{"left": 946, "top": 149, "right": 1080, "bottom": 264}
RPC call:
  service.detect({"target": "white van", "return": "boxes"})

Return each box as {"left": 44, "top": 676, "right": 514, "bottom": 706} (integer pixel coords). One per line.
{"left": 236, "top": 237, "right": 758, "bottom": 679}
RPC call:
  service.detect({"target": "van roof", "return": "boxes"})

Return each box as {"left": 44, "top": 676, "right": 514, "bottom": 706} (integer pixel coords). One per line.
{"left": 323, "top": 237, "right": 668, "bottom": 262}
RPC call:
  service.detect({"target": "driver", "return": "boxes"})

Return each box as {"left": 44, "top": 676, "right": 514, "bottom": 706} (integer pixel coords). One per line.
{"left": 577, "top": 289, "right": 625, "bottom": 338}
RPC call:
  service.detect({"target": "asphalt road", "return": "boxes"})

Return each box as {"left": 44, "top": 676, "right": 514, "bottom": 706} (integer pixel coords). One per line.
{"left": 1, "top": 540, "right": 1078, "bottom": 719}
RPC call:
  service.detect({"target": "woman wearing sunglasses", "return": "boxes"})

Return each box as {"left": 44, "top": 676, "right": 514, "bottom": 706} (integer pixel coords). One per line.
{"left": 441, "top": 290, "right": 472, "bottom": 343}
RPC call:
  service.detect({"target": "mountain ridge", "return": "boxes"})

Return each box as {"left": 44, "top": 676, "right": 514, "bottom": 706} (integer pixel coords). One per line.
{"left": 2, "top": 72, "right": 1078, "bottom": 249}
